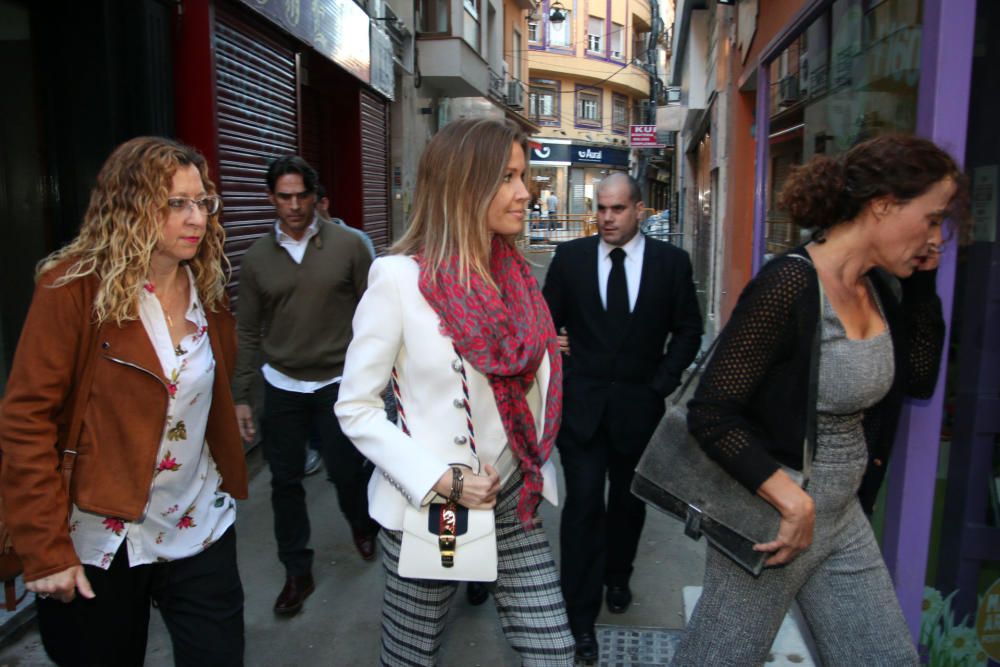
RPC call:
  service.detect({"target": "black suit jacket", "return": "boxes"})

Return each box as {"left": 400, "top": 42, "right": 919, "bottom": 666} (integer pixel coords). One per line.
{"left": 543, "top": 235, "right": 703, "bottom": 452}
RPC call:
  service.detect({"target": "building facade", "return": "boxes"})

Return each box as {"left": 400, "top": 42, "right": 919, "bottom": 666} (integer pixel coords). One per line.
{"left": 667, "top": 0, "right": 999, "bottom": 653}
{"left": 526, "top": 0, "right": 655, "bottom": 216}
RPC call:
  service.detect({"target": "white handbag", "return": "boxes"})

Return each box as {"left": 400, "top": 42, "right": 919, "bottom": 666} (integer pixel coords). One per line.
{"left": 391, "top": 349, "right": 500, "bottom": 582}
{"left": 398, "top": 498, "right": 497, "bottom": 581}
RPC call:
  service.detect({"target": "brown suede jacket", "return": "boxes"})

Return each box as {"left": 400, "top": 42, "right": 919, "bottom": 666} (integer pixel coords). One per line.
{"left": 0, "top": 263, "right": 248, "bottom": 581}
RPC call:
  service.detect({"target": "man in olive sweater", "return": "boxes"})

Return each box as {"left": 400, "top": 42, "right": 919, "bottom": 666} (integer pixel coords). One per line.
{"left": 233, "top": 156, "right": 378, "bottom": 617}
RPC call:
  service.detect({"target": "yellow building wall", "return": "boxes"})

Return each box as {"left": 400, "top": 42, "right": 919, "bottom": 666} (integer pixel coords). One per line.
{"left": 528, "top": 73, "right": 639, "bottom": 145}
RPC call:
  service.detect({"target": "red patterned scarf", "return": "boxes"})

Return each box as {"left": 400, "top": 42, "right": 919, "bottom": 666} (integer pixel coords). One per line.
{"left": 418, "top": 236, "right": 562, "bottom": 526}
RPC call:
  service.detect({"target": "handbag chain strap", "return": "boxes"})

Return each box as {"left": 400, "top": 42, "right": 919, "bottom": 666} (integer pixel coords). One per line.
{"left": 390, "top": 344, "right": 476, "bottom": 567}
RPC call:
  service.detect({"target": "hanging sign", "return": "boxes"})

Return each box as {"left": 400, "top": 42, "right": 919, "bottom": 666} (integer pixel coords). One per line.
{"left": 630, "top": 124, "right": 664, "bottom": 148}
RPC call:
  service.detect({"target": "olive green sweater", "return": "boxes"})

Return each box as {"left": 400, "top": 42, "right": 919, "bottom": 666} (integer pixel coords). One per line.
{"left": 233, "top": 220, "right": 372, "bottom": 403}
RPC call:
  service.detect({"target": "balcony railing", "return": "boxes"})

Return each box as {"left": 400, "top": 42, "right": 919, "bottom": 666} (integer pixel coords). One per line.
{"left": 488, "top": 68, "right": 506, "bottom": 101}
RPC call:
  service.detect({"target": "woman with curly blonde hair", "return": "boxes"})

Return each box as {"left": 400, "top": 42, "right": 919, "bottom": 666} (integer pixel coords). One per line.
{"left": 0, "top": 136, "right": 248, "bottom": 666}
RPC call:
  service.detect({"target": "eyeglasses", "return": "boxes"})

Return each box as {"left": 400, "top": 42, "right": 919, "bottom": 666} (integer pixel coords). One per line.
{"left": 167, "top": 195, "right": 222, "bottom": 216}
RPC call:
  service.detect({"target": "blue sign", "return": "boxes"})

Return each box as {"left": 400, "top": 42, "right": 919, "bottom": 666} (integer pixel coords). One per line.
{"left": 531, "top": 143, "right": 629, "bottom": 167}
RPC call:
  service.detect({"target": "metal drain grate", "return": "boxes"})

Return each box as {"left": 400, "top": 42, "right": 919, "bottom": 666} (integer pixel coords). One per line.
{"left": 594, "top": 625, "right": 682, "bottom": 666}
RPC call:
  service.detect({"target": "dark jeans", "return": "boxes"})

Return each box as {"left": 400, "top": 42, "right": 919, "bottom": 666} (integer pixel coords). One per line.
{"left": 262, "top": 380, "right": 376, "bottom": 576}
{"left": 37, "top": 526, "right": 243, "bottom": 667}
{"left": 558, "top": 420, "right": 647, "bottom": 634}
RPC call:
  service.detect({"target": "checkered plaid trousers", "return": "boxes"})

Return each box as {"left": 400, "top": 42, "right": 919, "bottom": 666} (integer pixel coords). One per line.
{"left": 377, "top": 475, "right": 575, "bottom": 666}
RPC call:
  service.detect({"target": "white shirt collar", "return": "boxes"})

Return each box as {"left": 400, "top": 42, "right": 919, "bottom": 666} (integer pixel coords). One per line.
{"left": 274, "top": 215, "right": 320, "bottom": 244}
{"left": 599, "top": 230, "right": 645, "bottom": 261}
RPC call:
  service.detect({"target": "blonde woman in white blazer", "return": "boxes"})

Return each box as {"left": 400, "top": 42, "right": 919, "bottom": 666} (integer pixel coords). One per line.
{"left": 336, "top": 119, "right": 575, "bottom": 667}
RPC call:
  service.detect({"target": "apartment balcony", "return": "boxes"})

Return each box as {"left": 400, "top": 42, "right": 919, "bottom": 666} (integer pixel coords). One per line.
{"left": 417, "top": 37, "right": 489, "bottom": 97}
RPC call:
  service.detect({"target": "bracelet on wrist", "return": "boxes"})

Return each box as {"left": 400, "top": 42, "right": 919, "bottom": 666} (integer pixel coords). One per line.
{"left": 448, "top": 466, "right": 464, "bottom": 504}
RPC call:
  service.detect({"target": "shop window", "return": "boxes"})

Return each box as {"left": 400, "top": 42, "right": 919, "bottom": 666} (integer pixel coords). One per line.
{"left": 610, "top": 22, "right": 624, "bottom": 60}
{"left": 587, "top": 17, "right": 604, "bottom": 53}
{"left": 462, "top": 0, "right": 480, "bottom": 51}
{"left": 612, "top": 94, "right": 628, "bottom": 133}
{"left": 417, "top": 0, "right": 449, "bottom": 33}
{"left": 528, "top": 20, "right": 539, "bottom": 43}
{"left": 529, "top": 78, "right": 560, "bottom": 126}
{"left": 548, "top": 10, "right": 572, "bottom": 48}
{"left": 576, "top": 87, "right": 602, "bottom": 127}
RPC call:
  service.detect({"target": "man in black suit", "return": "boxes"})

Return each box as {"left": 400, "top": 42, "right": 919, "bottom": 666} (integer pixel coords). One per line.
{"left": 543, "top": 173, "right": 702, "bottom": 661}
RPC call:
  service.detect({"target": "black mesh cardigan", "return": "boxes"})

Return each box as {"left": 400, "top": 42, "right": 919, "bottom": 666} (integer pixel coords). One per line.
{"left": 687, "top": 245, "right": 944, "bottom": 512}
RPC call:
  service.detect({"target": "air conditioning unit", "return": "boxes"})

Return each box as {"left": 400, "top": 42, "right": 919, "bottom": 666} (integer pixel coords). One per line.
{"left": 778, "top": 75, "right": 800, "bottom": 107}
{"left": 507, "top": 80, "right": 524, "bottom": 109}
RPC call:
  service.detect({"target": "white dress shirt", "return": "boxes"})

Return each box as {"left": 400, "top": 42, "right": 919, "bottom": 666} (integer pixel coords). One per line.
{"left": 69, "top": 267, "right": 236, "bottom": 568}
{"left": 264, "top": 217, "right": 341, "bottom": 392}
{"left": 597, "top": 232, "right": 645, "bottom": 311}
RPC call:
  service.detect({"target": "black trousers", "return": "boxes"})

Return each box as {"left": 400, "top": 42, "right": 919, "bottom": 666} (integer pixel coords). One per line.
{"left": 558, "top": 420, "right": 647, "bottom": 635}
{"left": 262, "top": 380, "right": 376, "bottom": 576}
{"left": 37, "top": 526, "right": 243, "bottom": 667}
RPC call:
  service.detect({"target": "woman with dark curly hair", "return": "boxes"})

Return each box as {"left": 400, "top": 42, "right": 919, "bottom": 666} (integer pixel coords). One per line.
{"left": 0, "top": 137, "right": 248, "bottom": 666}
{"left": 673, "top": 134, "right": 969, "bottom": 666}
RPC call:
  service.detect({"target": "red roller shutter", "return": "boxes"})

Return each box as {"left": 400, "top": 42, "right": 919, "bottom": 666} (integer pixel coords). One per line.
{"left": 214, "top": 3, "right": 298, "bottom": 295}
{"left": 359, "top": 90, "right": 390, "bottom": 252}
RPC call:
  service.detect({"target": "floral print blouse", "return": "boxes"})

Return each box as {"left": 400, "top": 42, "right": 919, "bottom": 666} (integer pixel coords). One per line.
{"left": 69, "top": 267, "right": 236, "bottom": 568}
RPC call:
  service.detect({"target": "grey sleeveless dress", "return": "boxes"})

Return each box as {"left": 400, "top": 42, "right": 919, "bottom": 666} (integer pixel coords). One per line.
{"left": 673, "top": 280, "right": 920, "bottom": 666}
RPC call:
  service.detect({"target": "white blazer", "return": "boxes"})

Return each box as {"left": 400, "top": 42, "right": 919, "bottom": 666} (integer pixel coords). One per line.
{"left": 335, "top": 256, "right": 560, "bottom": 530}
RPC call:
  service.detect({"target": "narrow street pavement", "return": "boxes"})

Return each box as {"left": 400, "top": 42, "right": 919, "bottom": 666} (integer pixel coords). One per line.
{"left": 0, "top": 446, "right": 705, "bottom": 666}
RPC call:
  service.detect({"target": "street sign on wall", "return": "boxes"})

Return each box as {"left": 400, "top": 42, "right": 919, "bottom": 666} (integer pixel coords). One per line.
{"left": 630, "top": 124, "right": 665, "bottom": 148}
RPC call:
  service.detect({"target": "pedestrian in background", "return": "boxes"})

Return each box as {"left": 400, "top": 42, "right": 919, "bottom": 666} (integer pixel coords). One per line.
{"left": 233, "top": 155, "right": 379, "bottom": 617}
{"left": 316, "top": 183, "right": 377, "bottom": 259}
{"left": 336, "top": 118, "right": 575, "bottom": 666}
{"left": 675, "top": 134, "right": 969, "bottom": 665}
{"left": 529, "top": 195, "right": 542, "bottom": 231}
{"left": 0, "top": 137, "right": 248, "bottom": 666}
{"left": 546, "top": 191, "right": 559, "bottom": 230}
{"left": 543, "top": 172, "right": 702, "bottom": 661}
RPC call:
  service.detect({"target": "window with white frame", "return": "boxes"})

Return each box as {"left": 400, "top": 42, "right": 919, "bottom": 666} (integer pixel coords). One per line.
{"left": 528, "top": 20, "right": 539, "bottom": 42}
{"left": 463, "top": 0, "right": 480, "bottom": 51}
{"left": 529, "top": 79, "right": 560, "bottom": 124}
{"left": 548, "top": 10, "right": 571, "bottom": 47}
{"left": 612, "top": 94, "right": 628, "bottom": 132}
{"left": 633, "top": 30, "right": 649, "bottom": 64}
{"left": 576, "top": 88, "right": 601, "bottom": 124}
{"left": 587, "top": 17, "right": 603, "bottom": 53}
{"left": 611, "top": 22, "right": 624, "bottom": 59}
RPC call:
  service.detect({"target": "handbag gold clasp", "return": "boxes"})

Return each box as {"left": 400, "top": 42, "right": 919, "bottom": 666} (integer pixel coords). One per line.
{"left": 439, "top": 503, "right": 458, "bottom": 567}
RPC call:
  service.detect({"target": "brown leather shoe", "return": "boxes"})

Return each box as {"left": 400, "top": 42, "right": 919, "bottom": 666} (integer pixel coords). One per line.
{"left": 353, "top": 529, "right": 378, "bottom": 561}
{"left": 273, "top": 574, "right": 315, "bottom": 616}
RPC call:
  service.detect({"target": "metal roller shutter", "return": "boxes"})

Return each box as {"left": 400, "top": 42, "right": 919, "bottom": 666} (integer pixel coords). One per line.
{"left": 359, "top": 90, "right": 390, "bottom": 252}
{"left": 214, "top": 4, "right": 298, "bottom": 294}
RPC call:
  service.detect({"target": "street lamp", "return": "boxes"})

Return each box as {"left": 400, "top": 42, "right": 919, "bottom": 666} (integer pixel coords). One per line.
{"left": 549, "top": 1, "right": 567, "bottom": 23}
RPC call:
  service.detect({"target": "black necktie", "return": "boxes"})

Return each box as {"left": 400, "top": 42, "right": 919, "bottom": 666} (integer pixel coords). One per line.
{"left": 607, "top": 247, "right": 629, "bottom": 319}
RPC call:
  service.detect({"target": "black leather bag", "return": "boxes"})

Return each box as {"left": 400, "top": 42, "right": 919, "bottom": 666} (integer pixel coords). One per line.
{"left": 631, "top": 254, "right": 821, "bottom": 576}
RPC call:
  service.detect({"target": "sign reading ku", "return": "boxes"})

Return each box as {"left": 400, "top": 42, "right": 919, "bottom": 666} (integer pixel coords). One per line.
{"left": 630, "top": 124, "right": 664, "bottom": 148}
{"left": 531, "top": 143, "right": 629, "bottom": 167}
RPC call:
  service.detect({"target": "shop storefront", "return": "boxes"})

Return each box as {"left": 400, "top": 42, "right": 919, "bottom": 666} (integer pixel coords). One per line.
{"left": 175, "top": 0, "right": 393, "bottom": 286}
{"left": 761, "top": 0, "right": 922, "bottom": 258}
{"left": 748, "top": 1, "right": 1000, "bottom": 660}
{"left": 529, "top": 140, "right": 631, "bottom": 215}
